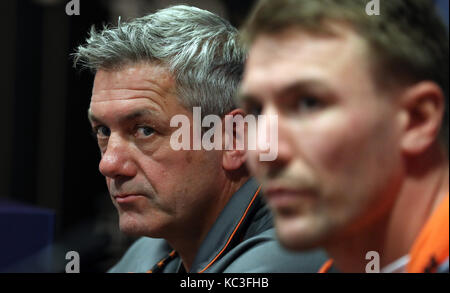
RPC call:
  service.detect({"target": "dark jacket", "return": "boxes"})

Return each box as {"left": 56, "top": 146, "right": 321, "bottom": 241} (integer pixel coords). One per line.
{"left": 109, "top": 178, "right": 327, "bottom": 273}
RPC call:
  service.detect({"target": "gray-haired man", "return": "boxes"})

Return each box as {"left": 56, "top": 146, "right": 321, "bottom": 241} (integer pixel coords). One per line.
{"left": 74, "top": 5, "right": 326, "bottom": 273}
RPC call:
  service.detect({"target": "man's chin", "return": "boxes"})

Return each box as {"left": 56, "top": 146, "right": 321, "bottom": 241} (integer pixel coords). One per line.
{"left": 118, "top": 213, "right": 167, "bottom": 238}
{"left": 118, "top": 213, "right": 149, "bottom": 236}
{"left": 274, "top": 215, "right": 328, "bottom": 251}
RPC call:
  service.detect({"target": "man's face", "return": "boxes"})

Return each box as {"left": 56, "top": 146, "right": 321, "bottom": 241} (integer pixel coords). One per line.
{"left": 241, "top": 27, "right": 404, "bottom": 250}
{"left": 89, "top": 62, "right": 222, "bottom": 237}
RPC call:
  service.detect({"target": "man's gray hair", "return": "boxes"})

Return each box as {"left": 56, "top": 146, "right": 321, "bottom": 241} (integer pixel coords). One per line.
{"left": 73, "top": 5, "right": 246, "bottom": 117}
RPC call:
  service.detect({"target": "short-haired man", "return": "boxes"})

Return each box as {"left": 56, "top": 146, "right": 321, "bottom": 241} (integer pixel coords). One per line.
{"left": 74, "top": 5, "right": 326, "bottom": 273}
{"left": 239, "top": 0, "right": 449, "bottom": 273}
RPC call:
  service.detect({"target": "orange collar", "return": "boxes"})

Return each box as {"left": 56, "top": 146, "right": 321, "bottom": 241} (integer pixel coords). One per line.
{"left": 318, "top": 259, "right": 333, "bottom": 273}
{"left": 407, "top": 194, "right": 449, "bottom": 273}
{"left": 318, "top": 194, "right": 449, "bottom": 273}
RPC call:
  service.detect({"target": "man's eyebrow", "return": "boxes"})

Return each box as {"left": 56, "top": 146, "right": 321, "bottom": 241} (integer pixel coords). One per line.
{"left": 87, "top": 109, "right": 156, "bottom": 125}
{"left": 277, "top": 79, "right": 333, "bottom": 97}
{"left": 237, "top": 79, "right": 332, "bottom": 103}
{"left": 118, "top": 109, "right": 155, "bottom": 123}
{"left": 236, "top": 89, "right": 257, "bottom": 105}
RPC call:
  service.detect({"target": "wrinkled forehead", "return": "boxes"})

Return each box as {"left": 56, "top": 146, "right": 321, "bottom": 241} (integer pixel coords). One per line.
{"left": 91, "top": 62, "right": 176, "bottom": 102}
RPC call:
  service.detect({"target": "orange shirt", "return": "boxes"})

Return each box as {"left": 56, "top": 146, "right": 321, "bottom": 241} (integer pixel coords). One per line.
{"left": 407, "top": 195, "right": 449, "bottom": 273}
{"left": 318, "top": 194, "right": 449, "bottom": 273}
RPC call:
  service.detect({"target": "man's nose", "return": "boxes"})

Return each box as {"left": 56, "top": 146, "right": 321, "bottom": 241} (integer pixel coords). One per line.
{"left": 99, "top": 134, "right": 137, "bottom": 179}
{"left": 254, "top": 105, "right": 293, "bottom": 164}
{"left": 252, "top": 105, "right": 295, "bottom": 172}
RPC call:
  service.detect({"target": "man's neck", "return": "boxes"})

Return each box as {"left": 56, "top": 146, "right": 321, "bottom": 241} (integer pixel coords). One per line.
{"left": 326, "top": 145, "right": 449, "bottom": 273}
{"left": 166, "top": 173, "right": 250, "bottom": 272}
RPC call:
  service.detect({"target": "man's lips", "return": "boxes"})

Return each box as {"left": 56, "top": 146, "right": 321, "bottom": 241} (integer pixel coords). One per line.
{"left": 113, "top": 194, "right": 146, "bottom": 204}
{"left": 264, "top": 186, "right": 316, "bottom": 208}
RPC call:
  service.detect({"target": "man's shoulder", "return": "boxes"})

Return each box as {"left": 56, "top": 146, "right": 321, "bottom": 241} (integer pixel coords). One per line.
{"left": 408, "top": 194, "right": 449, "bottom": 273}
{"left": 211, "top": 229, "right": 328, "bottom": 273}
{"left": 108, "top": 237, "right": 170, "bottom": 273}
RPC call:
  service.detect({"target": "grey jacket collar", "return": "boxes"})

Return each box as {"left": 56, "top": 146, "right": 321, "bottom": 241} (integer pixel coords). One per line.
{"left": 189, "top": 178, "right": 263, "bottom": 272}
{"left": 145, "top": 178, "right": 266, "bottom": 273}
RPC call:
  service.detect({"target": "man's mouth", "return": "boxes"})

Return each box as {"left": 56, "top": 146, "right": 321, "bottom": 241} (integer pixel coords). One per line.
{"left": 113, "top": 194, "right": 146, "bottom": 204}
{"left": 264, "top": 185, "right": 317, "bottom": 210}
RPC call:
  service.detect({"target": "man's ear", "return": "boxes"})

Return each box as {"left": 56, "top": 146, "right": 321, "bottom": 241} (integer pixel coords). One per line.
{"left": 400, "top": 81, "right": 445, "bottom": 155}
{"left": 222, "top": 108, "right": 248, "bottom": 171}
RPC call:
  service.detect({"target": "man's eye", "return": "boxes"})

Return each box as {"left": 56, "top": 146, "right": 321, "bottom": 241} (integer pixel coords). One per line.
{"left": 136, "top": 126, "right": 155, "bottom": 137}
{"left": 248, "top": 105, "right": 262, "bottom": 117}
{"left": 243, "top": 100, "right": 263, "bottom": 117}
{"left": 297, "top": 96, "right": 322, "bottom": 112}
{"left": 95, "top": 126, "right": 111, "bottom": 138}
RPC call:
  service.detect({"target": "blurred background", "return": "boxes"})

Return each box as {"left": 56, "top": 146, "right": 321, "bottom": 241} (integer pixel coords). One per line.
{"left": 0, "top": 0, "right": 448, "bottom": 273}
